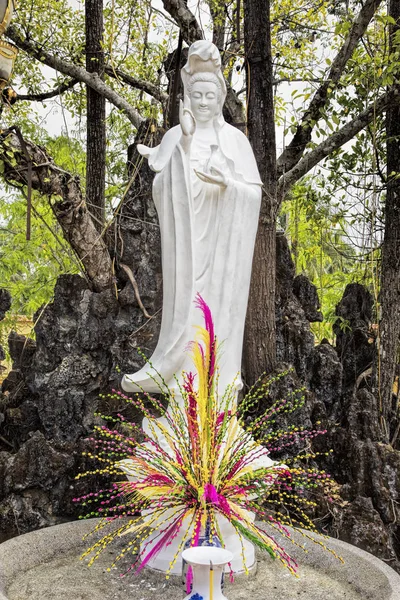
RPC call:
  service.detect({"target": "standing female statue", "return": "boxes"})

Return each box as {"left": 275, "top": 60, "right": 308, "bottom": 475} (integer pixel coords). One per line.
{"left": 122, "top": 40, "right": 262, "bottom": 396}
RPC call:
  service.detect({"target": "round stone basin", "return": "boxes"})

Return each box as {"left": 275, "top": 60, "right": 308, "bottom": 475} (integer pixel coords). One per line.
{"left": 0, "top": 520, "right": 399, "bottom": 600}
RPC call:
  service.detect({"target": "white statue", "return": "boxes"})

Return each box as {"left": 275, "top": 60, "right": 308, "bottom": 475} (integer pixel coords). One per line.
{"left": 122, "top": 41, "right": 262, "bottom": 396}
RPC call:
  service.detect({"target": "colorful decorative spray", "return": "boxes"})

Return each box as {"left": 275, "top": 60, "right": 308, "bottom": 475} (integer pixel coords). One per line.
{"left": 74, "top": 294, "right": 341, "bottom": 577}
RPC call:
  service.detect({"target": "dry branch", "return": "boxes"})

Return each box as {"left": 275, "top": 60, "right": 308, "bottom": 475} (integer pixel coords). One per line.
{"left": 6, "top": 25, "right": 144, "bottom": 129}
{"left": 15, "top": 78, "right": 79, "bottom": 102}
{"left": 277, "top": 88, "right": 400, "bottom": 197}
{"left": 161, "top": 0, "right": 203, "bottom": 45}
{"left": 120, "top": 263, "right": 152, "bottom": 319}
{"left": 277, "top": 0, "right": 384, "bottom": 176}
{"left": 105, "top": 66, "right": 168, "bottom": 104}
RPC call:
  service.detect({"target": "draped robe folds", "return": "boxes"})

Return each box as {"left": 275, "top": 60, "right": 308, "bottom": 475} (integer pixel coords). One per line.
{"left": 121, "top": 121, "right": 262, "bottom": 396}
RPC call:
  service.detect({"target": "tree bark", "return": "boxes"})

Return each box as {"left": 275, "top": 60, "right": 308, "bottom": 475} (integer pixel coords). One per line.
{"left": 161, "top": 0, "right": 203, "bottom": 44}
{"left": 167, "top": 32, "right": 183, "bottom": 128}
{"left": 243, "top": 0, "right": 277, "bottom": 383}
{"left": 209, "top": 0, "right": 225, "bottom": 51}
{"left": 85, "top": 0, "right": 106, "bottom": 231}
{"left": 377, "top": 0, "right": 400, "bottom": 433}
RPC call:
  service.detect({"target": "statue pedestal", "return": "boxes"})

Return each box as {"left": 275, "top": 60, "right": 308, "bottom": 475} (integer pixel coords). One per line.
{"left": 119, "top": 417, "right": 284, "bottom": 575}
{"left": 127, "top": 414, "right": 278, "bottom": 575}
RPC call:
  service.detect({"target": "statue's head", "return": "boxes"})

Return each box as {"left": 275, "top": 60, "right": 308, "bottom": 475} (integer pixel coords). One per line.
{"left": 181, "top": 41, "right": 226, "bottom": 124}
{"left": 187, "top": 72, "right": 222, "bottom": 122}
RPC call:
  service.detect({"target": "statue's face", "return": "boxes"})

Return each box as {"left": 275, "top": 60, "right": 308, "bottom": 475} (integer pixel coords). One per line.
{"left": 190, "top": 81, "right": 219, "bottom": 123}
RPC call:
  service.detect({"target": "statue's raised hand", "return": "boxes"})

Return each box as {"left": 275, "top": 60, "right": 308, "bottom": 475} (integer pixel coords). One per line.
{"left": 179, "top": 95, "right": 196, "bottom": 143}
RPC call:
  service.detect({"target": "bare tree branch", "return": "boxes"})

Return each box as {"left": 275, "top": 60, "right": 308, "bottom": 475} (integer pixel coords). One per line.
{"left": 273, "top": 78, "right": 324, "bottom": 85}
{"left": 14, "top": 78, "right": 79, "bottom": 102}
{"left": 277, "top": 0, "right": 383, "bottom": 176}
{"left": 6, "top": 25, "right": 144, "bottom": 129}
{"left": 0, "top": 128, "right": 114, "bottom": 291}
{"left": 277, "top": 88, "right": 400, "bottom": 197}
{"left": 105, "top": 66, "right": 168, "bottom": 104}
{"left": 12, "top": 65, "right": 166, "bottom": 108}
{"left": 120, "top": 263, "right": 152, "bottom": 319}
{"left": 161, "top": 0, "right": 203, "bottom": 45}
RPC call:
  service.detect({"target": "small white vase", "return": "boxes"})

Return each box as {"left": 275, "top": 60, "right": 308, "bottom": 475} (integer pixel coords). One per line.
{"left": 182, "top": 546, "right": 233, "bottom": 600}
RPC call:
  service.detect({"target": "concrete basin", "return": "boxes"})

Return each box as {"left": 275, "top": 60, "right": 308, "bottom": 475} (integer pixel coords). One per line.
{"left": 1, "top": 519, "right": 399, "bottom": 599}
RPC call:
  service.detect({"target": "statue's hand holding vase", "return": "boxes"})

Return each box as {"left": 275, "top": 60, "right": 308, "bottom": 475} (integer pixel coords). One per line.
{"left": 195, "top": 165, "right": 228, "bottom": 189}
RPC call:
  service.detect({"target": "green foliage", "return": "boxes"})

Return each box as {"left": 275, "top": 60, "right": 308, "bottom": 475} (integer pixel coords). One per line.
{"left": 0, "top": 0, "right": 392, "bottom": 350}
{"left": 0, "top": 187, "right": 80, "bottom": 316}
{"left": 279, "top": 180, "right": 377, "bottom": 343}
{"left": 0, "top": 135, "right": 84, "bottom": 322}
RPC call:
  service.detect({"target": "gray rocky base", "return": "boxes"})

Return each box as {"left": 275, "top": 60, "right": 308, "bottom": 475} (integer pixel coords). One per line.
{"left": 1, "top": 520, "right": 400, "bottom": 600}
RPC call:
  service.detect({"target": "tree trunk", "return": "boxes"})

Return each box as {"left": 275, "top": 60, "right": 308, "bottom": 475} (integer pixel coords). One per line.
{"left": 166, "top": 32, "right": 183, "bottom": 128}
{"left": 85, "top": 0, "right": 106, "bottom": 231}
{"left": 377, "top": 0, "right": 400, "bottom": 435}
{"left": 243, "top": 0, "right": 277, "bottom": 384}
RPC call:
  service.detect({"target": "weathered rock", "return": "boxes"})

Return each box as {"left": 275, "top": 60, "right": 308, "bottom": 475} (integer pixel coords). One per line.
{"left": 2, "top": 402, "right": 40, "bottom": 447}
{"left": 0, "top": 289, "right": 11, "bottom": 321}
{"left": 0, "top": 432, "right": 94, "bottom": 541}
{"left": 249, "top": 362, "right": 318, "bottom": 463}
{"left": 0, "top": 289, "right": 11, "bottom": 378}
{"left": 318, "top": 399, "right": 400, "bottom": 568}
{"left": 273, "top": 240, "right": 400, "bottom": 571}
{"left": 338, "top": 496, "right": 393, "bottom": 559}
{"left": 334, "top": 283, "right": 375, "bottom": 389}
{"left": 4, "top": 432, "right": 74, "bottom": 493}
{"left": 275, "top": 234, "right": 315, "bottom": 381}
{"left": 2, "top": 331, "right": 37, "bottom": 408}
{"left": 8, "top": 331, "right": 36, "bottom": 367}
{"left": 0, "top": 119, "right": 164, "bottom": 535}
{"left": 345, "top": 388, "right": 382, "bottom": 441}
{"left": 17, "top": 277, "right": 117, "bottom": 442}
{"left": 108, "top": 118, "right": 163, "bottom": 374}
{"left": 293, "top": 274, "right": 323, "bottom": 322}
{"left": 310, "top": 342, "right": 342, "bottom": 419}
{"left": 0, "top": 491, "right": 54, "bottom": 543}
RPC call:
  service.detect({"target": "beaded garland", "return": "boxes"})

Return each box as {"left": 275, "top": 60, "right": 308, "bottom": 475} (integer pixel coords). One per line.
{"left": 74, "top": 294, "right": 342, "bottom": 578}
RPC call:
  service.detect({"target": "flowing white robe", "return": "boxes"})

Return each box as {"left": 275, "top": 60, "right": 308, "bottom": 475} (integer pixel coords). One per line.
{"left": 122, "top": 121, "right": 262, "bottom": 394}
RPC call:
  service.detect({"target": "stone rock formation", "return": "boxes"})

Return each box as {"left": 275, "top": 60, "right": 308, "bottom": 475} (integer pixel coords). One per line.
{"left": 0, "top": 289, "right": 11, "bottom": 379}
{"left": 0, "top": 120, "right": 162, "bottom": 540}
